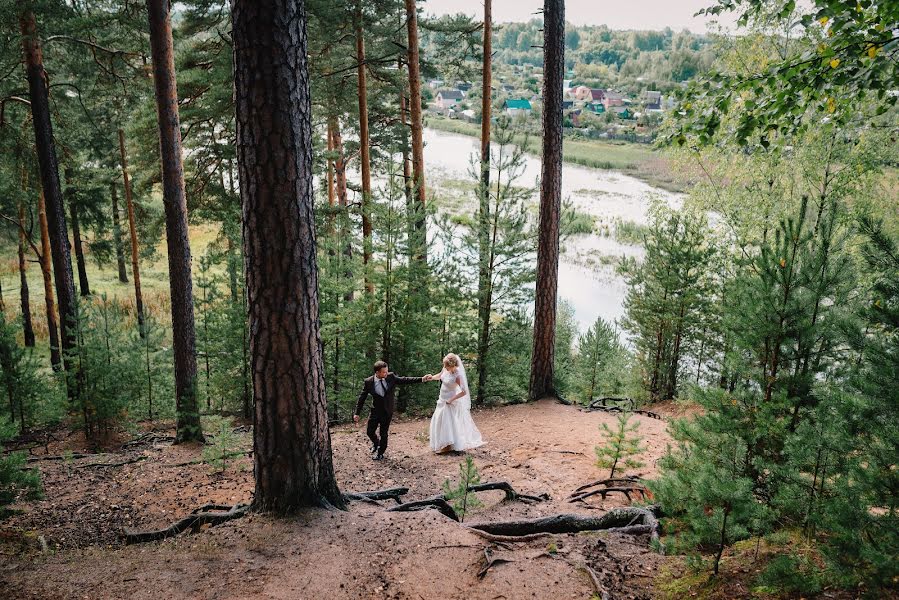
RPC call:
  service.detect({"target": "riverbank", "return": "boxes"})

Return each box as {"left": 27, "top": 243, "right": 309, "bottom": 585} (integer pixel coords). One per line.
{"left": 426, "top": 116, "right": 687, "bottom": 193}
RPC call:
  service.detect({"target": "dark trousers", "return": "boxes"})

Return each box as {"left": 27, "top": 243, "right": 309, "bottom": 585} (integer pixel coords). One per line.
{"left": 366, "top": 408, "right": 392, "bottom": 456}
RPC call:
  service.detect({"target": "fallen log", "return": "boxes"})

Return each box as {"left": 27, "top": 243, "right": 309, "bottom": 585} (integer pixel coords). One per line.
{"left": 343, "top": 487, "right": 409, "bottom": 504}
{"left": 467, "top": 507, "right": 662, "bottom": 546}
{"left": 123, "top": 503, "right": 250, "bottom": 544}
{"left": 387, "top": 497, "right": 459, "bottom": 522}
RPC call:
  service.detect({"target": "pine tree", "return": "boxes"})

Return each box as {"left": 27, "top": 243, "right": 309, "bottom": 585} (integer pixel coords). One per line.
{"left": 594, "top": 413, "right": 644, "bottom": 479}
{"left": 442, "top": 455, "right": 483, "bottom": 522}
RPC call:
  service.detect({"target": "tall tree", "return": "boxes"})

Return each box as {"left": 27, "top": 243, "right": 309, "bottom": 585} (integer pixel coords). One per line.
{"left": 145, "top": 0, "right": 202, "bottom": 443}
{"left": 118, "top": 129, "right": 145, "bottom": 336}
{"left": 19, "top": 8, "right": 78, "bottom": 394}
{"left": 529, "top": 0, "right": 564, "bottom": 400}
{"left": 355, "top": 0, "right": 373, "bottom": 295}
{"left": 233, "top": 0, "right": 345, "bottom": 511}
{"left": 16, "top": 201, "right": 34, "bottom": 347}
{"left": 37, "top": 191, "right": 61, "bottom": 371}
{"left": 475, "top": 0, "right": 492, "bottom": 406}
{"left": 404, "top": 0, "right": 427, "bottom": 262}
{"left": 63, "top": 168, "right": 91, "bottom": 297}
{"left": 110, "top": 181, "right": 128, "bottom": 283}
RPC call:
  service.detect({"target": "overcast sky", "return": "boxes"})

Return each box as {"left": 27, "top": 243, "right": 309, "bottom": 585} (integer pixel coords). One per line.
{"left": 423, "top": 0, "right": 736, "bottom": 32}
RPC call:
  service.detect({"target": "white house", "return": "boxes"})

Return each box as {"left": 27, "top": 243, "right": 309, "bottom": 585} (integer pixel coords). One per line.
{"left": 435, "top": 89, "right": 464, "bottom": 109}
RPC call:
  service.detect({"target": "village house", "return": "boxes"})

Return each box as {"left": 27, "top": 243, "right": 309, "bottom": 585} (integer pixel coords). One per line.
{"left": 602, "top": 91, "right": 624, "bottom": 110}
{"left": 642, "top": 90, "right": 662, "bottom": 110}
{"left": 435, "top": 89, "right": 464, "bottom": 110}
{"left": 503, "top": 98, "right": 532, "bottom": 117}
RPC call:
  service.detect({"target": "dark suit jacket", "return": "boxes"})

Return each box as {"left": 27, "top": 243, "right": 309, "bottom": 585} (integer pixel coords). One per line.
{"left": 355, "top": 372, "right": 422, "bottom": 416}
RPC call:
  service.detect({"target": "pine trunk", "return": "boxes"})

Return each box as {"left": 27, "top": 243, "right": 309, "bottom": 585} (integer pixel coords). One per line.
{"left": 233, "top": 0, "right": 345, "bottom": 512}
{"left": 65, "top": 171, "right": 90, "bottom": 297}
{"left": 475, "top": 0, "right": 492, "bottom": 406}
{"left": 529, "top": 0, "right": 564, "bottom": 400}
{"left": 17, "top": 202, "right": 35, "bottom": 347}
{"left": 355, "top": 0, "right": 373, "bottom": 295}
{"left": 19, "top": 9, "right": 78, "bottom": 394}
{"left": 118, "top": 129, "right": 145, "bottom": 336}
{"left": 110, "top": 181, "right": 128, "bottom": 283}
{"left": 38, "top": 191, "right": 62, "bottom": 371}
{"left": 146, "top": 0, "right": 202, "bottom": 443}
{"left": 404, "top": 0, "right": 427, "bottom": 263}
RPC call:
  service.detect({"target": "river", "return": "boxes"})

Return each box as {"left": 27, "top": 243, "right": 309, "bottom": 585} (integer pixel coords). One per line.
{"left": 422, "top": 128, "right": 682, "bottom": 333}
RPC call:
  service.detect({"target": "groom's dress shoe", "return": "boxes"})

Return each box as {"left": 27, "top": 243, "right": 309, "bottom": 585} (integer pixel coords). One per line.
{"left": 372, "top": 454, "right": 385, "bottom": 461}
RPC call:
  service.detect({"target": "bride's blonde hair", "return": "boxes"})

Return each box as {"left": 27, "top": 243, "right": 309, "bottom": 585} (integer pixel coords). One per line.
{"left": 443, "top": 354, "right": 459, "bottom": 368}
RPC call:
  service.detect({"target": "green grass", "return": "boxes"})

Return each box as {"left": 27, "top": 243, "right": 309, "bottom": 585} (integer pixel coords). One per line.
{"left": 0, "top": 222, "right": 226, "bottom": 345}
{"left": 613, "top": 219, "right": 650, "bottom": 245}
{"left": 426, "top": 115, "right": 686, "bottom": 192}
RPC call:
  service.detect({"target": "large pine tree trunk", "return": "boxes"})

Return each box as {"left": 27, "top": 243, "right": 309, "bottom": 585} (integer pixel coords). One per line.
{"left": 404, "top": 0, "right": 427, "bottom": 263}
{"left": 17, "top": 202, "right": 35, "bottom": 348}
{"left": 20, "top": 9, "right": 78, "bottom": 394}
{"left": 118, "top": 129, "right": 145, "bottom": 336}
{"left": 65, "top": 169, "right": 91, "bottom": 297}
{"left": 110, "top": 181, "right": 128, "bottom": 283}
{"left": 38, "top": 191, "right": 62, "bottom": 371}
{"left": 355, "top": 0, "right": 373, "bottom": 295}
{"left": 233, "top": 0, "right": 345, "bottom": 512}
{"left": 145, "top": 0, "right": 202, "bottom": 443}
{"left": 529, "top": 0, "right": 564, "bottom": 401}
{"left": 475, "top": 0, "right": 492, "bottom": 406}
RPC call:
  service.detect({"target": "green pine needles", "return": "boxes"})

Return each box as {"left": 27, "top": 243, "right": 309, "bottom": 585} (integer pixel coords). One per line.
{"left": 594, "top": 412, "right": 645, "bottom": 479}
{"left": 442, "top": 455, "right": 484, "bottom": 522}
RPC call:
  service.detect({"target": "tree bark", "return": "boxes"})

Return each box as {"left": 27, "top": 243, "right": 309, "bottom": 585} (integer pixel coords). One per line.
{"left": 146, "top": 0, "right": 202, "bottom": 443}
{"left": 65, "top": 170, "right": 90, "bottom": 296}
{"left": 38, "top": 191, "right": 62, "bottom": 371}
{"left": 355, "top": 0, "right": 373, "bottom": 295}
{"left": 475, "top": 0, "right": 492, "bottom": 406}
{"left": 110, "top": 181, "right": 128, "bottom": 283}
{"left": 529, "top": 0, "right": 564, "bottom": 401}
{"left": 118, "top": 129, "right": 145, "bottom": 336}
{"left": 19, "top": 9, "right": 78, "bottom": 394}
{"left": 404, "top": 0, "right": 427, "bottom": 263}
{"left": 17, "top": 202, "right": 35, "bottom": 347}
{"left": 233, "top": 0, "right": 345, "bottom": 512}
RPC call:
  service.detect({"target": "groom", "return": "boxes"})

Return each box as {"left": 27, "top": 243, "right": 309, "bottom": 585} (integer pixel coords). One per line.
{"left": 353, "top": 361, "right": 426, "bottom": 460}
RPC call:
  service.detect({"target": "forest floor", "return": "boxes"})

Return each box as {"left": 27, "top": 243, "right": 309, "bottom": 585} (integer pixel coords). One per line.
{"left": 0, "top": 399, "right": 859, "bottom": 600}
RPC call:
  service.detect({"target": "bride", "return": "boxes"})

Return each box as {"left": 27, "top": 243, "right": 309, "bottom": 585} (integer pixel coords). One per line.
{"left": 424, "top": 353, "right": 484, "bottom": 454}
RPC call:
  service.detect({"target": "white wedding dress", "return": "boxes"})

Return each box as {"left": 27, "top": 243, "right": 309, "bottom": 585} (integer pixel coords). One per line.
{"left": 429, "top": 367, "right": 484, "bottom": 452}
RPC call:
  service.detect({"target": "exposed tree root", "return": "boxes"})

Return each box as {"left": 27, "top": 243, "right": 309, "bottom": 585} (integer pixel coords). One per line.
{"left": 572, "top": 476, "right": 641, "bottom": 494}
{"left": 121, "top": 432, "right": 175, "bottom": 449}
{"left": 25, "top": 453, "right": 100, "bottom": 463}
{"left": 477, "top": 546, "right": 515, "bottom": 579}
{"left": 387, "top": 497, "right": 460, "bottom": 521}
{"left": 581, "top": 563, "right": 610, "bottom": 600}
{"left": 77, "top": 455, "right": 149, "bottom": 469}
{"left": 585, "top": 397, "right": 665, "bottom": 420}
{"left": 166, "top": 450, "right": 251, "bottom": 467}
{"left": 123, "top": 503, "right": 250, "bottom": 544}
{"left": 465, "top": 529, "right": 551, "bottom": 543}
{"left": 466, "top": 482, "right": 550, "bottom": 503}
{"left": 467, "top": 507, "right": 662, "bottom": 547}
{"left": 569, "top": 487, "right": 650, "bottom": 504}
{"left": 343, "top": 487, "right": 409, "bottom": 504}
